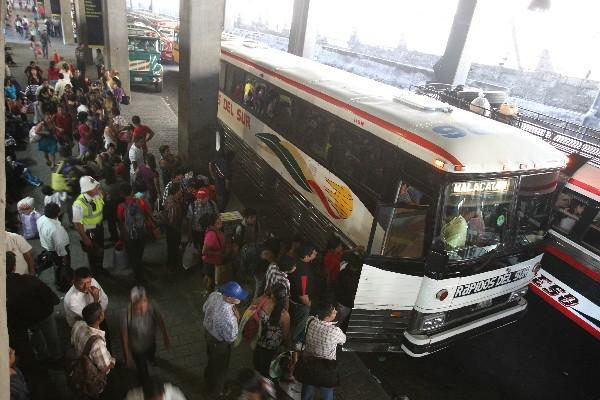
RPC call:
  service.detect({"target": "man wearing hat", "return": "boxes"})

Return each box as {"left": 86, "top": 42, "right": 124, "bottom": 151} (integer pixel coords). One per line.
{"left": 73, "top": 176, "right": 106, "bottom": 274}
{"left": 202, "top": 281, "right": 248, "bottom": 397}
{"left": 187, "top": 187, "right": 218, "bottom": 244}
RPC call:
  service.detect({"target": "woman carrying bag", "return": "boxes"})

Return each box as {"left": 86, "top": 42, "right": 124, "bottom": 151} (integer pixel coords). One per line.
{"left": 296, "top": 302, "right": 346, "bottom": 400}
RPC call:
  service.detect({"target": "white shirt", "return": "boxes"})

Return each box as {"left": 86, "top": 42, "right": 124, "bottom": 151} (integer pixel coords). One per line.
{"left": 64, "top": 278, "right": 109, "bottom": 327}
{"left": 5, "top": 232, "right": 33, "bottom": 275}
{"left": 125, "top": 384, "right": 187, "bottom": 400}
{"left": 37, "top": 215, "right": 70, "bottom": 256}
{"left": 44, "top": 191, "right": 67, "bottom": 209}
{"left": 129, "top": 144, "right": 144, "bottom": 175}
{"left": 54, "top": 78, "right": 70, "bottom": 99}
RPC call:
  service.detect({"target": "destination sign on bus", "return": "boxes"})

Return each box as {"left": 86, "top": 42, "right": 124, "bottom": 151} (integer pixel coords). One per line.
{"left": 452, "top": 179, "right": 509, "bottom": 194}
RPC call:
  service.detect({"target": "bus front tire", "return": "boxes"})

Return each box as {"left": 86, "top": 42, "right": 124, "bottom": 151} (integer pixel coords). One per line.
{"left": 154, "top": 81, "right": 163, "bottom": 92}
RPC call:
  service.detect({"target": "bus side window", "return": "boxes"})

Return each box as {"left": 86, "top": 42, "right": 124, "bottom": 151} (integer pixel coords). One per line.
{"left": 581, "top": 210, "right": 600, "bottom": 253}
{"left": 371, "top": 202, "right": 429, "bottom": 259}
{"left": 551, "top": 190, "right": 587, "bottom": 234}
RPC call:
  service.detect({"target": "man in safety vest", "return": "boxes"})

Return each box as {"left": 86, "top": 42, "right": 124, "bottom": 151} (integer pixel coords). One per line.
{"left": 73, "top": 176, "right": 106, "bottom": 274}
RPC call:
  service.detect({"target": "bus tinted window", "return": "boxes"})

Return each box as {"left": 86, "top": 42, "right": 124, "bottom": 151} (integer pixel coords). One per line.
{"left": 370, "top": 203, "right": 429, "bottom": 259}
{"left": 515, "top": 172, "right": 559, "bottom": 245}
{"left": 222, "top": 61, "right": 397, "bottom": 200}
{"left": 581, "top": 211, "right": 600, "bottom": 253}
{"left": 551, "top": 190, "right": 588, "bottom": 234}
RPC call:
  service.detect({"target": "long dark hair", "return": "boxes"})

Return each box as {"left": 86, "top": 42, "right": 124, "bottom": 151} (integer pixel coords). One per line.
{"left": 269, "top": 283, "right": 287, "bottom": 326}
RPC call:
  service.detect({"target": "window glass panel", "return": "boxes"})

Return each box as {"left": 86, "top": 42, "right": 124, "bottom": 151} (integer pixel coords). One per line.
{"left": 551, "top": 190, "right": 588, "bottom": 234}
{"left": 581, "top": 210, "right": 600, "bottom": 252}
{"left": 515, "top": 172, "right": 559, "bottom": 245}
{"left": 439, "top": 179, "right": 516, "bottom": 260}
{"left": 370, "top": 204, "right": 428, "bottom": 259}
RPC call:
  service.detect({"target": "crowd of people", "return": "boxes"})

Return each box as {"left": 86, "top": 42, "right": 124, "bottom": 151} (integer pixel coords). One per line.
{"left": 4, "top": 9, "right": 365, "bottom": 400}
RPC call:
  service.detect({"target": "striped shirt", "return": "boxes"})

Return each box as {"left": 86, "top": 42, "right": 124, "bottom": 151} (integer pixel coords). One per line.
{"left": 265, "top": 263, "right": 290, "bottom": 295}
{"left": 71, "top": 321, "right": 115, "bottom": 373}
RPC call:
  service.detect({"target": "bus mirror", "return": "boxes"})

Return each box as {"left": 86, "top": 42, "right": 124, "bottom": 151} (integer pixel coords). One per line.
{"left": 427, "top": 241, "right": 448, "bottom": 277}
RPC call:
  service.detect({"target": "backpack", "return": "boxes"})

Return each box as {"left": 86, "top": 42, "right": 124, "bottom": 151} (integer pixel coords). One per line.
{"left": 124, "top": 199, "right": 147, "bottom": 240}
{"left": 67, "top": 335, "right": 107, "bottom": 397}
{"left": 241, "top": 297, "right": 269, "bottom": 344}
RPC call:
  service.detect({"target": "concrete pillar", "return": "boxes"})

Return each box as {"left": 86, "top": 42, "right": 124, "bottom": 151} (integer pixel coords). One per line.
{"left": 0, "top": 23, "right": 10, "bottom": 400}
{"left": 59, "top": 0, "right": 75, "bottom": 45}
{"left": 287, "top": 0, "right": 317, "bottom": 59}
{"left": 74, "top": 0, "right": 86, "bottom": 44}
{"left": 432, "top": 0, "right": 478, "bottom": 85}
{"left": 102, "top": 0, "right": 130, "bottom": 96}
{"left": 178, "top": 0, "right": 224, "bottom": 170}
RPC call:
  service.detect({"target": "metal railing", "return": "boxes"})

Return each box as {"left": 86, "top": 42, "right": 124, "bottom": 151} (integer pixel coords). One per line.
{"left": 413, "top": 85, "right": 600, "bottom": 168}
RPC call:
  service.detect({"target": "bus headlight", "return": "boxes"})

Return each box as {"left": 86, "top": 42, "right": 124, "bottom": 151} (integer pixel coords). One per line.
{"left": 509, "top": 286, "right": 528, "bottom": 302}
{"left": 421, "top": 312, "right": 446, "bottom": 331}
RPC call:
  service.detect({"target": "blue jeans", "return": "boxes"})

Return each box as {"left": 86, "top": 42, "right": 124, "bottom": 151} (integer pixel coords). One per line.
{"left": 301, "top": 384, "right": 334, "bottom": 400}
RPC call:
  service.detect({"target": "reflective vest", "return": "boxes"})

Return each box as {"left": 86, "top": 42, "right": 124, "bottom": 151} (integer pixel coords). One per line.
{"left": 74, "top": 193, "right": 104, "bottom": 227}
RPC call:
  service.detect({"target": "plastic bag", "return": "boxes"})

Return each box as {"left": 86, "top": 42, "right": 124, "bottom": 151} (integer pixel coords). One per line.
{"left": 470, "top": 93, "right": 491, "bottom": 117}
{"left": 110, "top": 246, "right": 130, "bottom": 277}
{"left": 29, "top": 125, "right": 41, "bottom": 143}
{"left": 182, "top": 242, "right": 199, "bottom": 270}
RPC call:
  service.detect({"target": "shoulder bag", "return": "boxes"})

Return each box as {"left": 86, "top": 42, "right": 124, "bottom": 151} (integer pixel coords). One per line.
{"left": 294, "top": 317, "right": 340, "bottom": 388}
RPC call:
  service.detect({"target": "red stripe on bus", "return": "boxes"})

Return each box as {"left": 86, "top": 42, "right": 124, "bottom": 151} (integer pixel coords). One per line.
{"left": 568, "top": 178, "right": 600, "bottom": 197}
{"left": 222, "top": 49, "right": 465, "bottom": 169}
{"left": 521, "top": 180, "right": 558, "bottom": 192}
{"left": 545, "top": 245, "right": 600, "bottom": 284}
{"left": 529, "top": 283, "right": 600, "bottom": 340}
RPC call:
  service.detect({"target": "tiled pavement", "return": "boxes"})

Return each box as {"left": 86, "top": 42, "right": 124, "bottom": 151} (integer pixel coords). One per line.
{"left": 4, "top": 13, "right": 390, "bottom": 400}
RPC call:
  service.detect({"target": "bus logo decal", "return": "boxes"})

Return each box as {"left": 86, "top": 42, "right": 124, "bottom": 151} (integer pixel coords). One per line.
{"left": 256, "top": 132, "right": 353, "bottom": 220}
{"left": 454, "top": 266, "right": 530, "bottom": 298}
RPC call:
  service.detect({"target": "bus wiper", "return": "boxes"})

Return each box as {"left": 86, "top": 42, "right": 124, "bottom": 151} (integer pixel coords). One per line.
{"left": 473, "top": 245, "right": 501, "bottom": 273}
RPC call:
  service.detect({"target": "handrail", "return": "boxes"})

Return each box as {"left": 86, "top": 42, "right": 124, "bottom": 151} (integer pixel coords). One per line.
{"left": 412, "top": 85, "right": 600, "bottom": 168}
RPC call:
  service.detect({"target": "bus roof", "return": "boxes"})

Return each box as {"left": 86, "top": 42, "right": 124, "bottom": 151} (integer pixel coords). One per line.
{"left": 566, "top": 163, "right": 600, "bottom": 202}
{"left": 128, "top": 22, "right": 161, "bottom": 39}
{"left": 221, "top": 38, "right": 566, "bottom": 174}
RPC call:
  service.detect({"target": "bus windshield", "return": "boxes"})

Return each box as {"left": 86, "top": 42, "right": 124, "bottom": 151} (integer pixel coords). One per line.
{"left": 439, "top": 178, "right": 516, "bottom": 261}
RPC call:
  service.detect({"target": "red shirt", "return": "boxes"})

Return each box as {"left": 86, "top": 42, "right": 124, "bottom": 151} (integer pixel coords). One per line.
{"left": 48, "top": 67, "right": 59, "bottom": 81}
{"left": 117, "top": 197, "right": 152, "bottom": 222}
{"left": 78, "top": 123, "right": 92, "bottom": 145}
{"left": 324, "top": 250, "right": 342, "bottom": 284}
{"left": 132, "top": 124, "right": 151, "bottom": 142}
{"left": 54, "top": 112, "right": 73, "bottom": 137}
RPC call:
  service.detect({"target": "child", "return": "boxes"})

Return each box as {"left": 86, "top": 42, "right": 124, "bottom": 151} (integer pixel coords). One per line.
{"left": 17, "top": 197, "right": 41, "bottom": 239}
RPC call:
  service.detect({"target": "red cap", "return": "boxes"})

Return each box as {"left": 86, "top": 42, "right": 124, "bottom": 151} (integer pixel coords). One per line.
{"left": 195, "top": 188, "right": 209, "bottom": 200}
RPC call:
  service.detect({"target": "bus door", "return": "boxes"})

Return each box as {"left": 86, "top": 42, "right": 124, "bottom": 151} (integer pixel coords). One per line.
{"left": 346, "top": 189, "right": 432, "bottom": 352}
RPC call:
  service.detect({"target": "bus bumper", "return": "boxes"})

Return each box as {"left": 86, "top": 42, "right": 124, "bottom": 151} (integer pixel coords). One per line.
{"left": 402, "top": 298, "right": 527, "bottom": 357}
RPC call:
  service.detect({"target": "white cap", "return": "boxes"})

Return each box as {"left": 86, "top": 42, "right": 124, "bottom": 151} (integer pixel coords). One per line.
{"left": 79, "top": 176, "right": 100, "bottom": 193}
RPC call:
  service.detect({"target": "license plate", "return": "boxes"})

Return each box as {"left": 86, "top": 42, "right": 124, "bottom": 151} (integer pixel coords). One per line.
{"left": 474, "top": 299, "right": 493, "bottom": 310}
{"left": 134, "top": 77, "right": 143, "bottom": 82}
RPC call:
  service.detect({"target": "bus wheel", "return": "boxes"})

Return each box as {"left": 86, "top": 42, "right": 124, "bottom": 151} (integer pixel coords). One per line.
{"left": 154, "top": 81, "right": 163, "bottom": 92}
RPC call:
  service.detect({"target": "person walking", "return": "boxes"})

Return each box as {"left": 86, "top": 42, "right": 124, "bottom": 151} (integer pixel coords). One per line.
{"left": 95, "top": 48, "right": 104, "bottom": 79}
{"left": 35, "top": 112, "right": 59, "bottom": 168}
{"left": 202, "top": 281, "right": 248, "bottom": 397}
{"left": 162, "top": 181, "right": 185, "bottom": 271}
{"left": 298, "top": 302, "right": 346, "bottom": 400}
{"left": 120, "top": 286, "right": 170, "bottom": 388}
{"left": 75, "top": 42, "right": 87, "bottom": 78}
{"left": 117, "top": 182, "right": 154, "bottom": 283}
{"left": 40, "top": 30, "right": 50, "bottom": 59}
{"left": 73, "top": 176, "right": 106, "bottom": 274}
{"left": 70, "top": 302, "right": 115, "bottom": 398}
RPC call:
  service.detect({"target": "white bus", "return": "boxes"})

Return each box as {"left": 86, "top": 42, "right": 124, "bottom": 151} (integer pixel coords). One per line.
{"left": 531, "top": 162, "right": 600, "bottom": 340}
{"left": 217, "top": 38, "right": 567, "bottom": 356}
